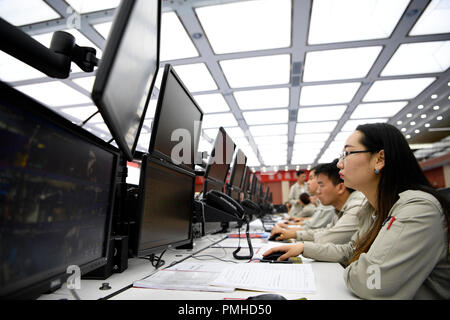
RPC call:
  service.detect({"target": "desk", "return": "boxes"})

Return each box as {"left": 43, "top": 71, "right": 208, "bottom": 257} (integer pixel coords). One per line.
{"left": 38, "top": 220, "right": 358, "bottom": 300}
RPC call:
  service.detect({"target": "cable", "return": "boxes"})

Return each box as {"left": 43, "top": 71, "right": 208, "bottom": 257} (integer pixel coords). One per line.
{"left": 190, "top": 255, "right": 238, "bottom": 264}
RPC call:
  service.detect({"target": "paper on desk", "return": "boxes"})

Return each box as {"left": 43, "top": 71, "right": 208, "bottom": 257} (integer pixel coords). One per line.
{"left": 211, "top": 263, "right": 316, "bottom": 294}
{"left": 212, "top": 238, "right": 267, "bottom": 248}
{"left": 133, "top": 262, "right": 234, "bottom": 293}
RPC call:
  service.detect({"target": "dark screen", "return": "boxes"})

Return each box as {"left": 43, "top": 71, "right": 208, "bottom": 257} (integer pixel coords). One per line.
{"left": 229, "top": 150, "right": 247, "bottom": 190}
{"left": 92, "top": 0, "right": 160, "bottom": 160}
{"left": 138, "top": 160, "right": 193, "bottom": 255}
{"left": 241, "top": 168, "right": 250, "bottom": 193}
{"left": 151, "top": 66, "right": 202, "bottom": 171}
{"left": 205, "top": 128, "right": 235, "bottom": 183}
{"left": 0, "top": 87, "right": 116, "bottom": 298}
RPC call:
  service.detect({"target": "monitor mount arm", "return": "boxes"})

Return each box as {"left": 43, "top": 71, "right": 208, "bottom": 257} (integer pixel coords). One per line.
{"left": 0, "top": 18, "right": 99, "bottom": 79}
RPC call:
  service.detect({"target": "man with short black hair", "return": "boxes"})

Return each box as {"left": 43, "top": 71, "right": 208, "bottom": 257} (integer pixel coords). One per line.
{"left": 286, "top": 170, "right": 309, "bottom": 217}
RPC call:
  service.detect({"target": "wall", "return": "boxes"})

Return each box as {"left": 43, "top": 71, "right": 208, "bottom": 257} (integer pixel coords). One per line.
{"left": 419, "top": 153, "right": 450, "bottom": 189}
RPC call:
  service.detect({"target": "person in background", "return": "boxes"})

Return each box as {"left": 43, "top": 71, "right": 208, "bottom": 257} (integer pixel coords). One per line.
{"left": 264, "top": 123, "right": 449, "bottom": 299}
{"left": 288, "top": 193, "right": 316, "bottom": 219}
{"left": 270, "top": 160, "right": 365, "bottom": 244}
{"left": 286, "top": 170, "right": 309, "bottom": 217}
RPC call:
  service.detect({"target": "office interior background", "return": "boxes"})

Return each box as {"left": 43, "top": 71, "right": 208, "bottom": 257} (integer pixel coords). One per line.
{"left": 1, "top": 0, "right": 449, "bottom": 205}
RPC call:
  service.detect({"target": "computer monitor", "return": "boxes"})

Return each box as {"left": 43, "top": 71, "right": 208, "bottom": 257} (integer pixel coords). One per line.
{"left": 250, "top": 174, "right": 258, "bottom": 202}
{"left": 131, "top": 155, "right": 194, "bottom": 257}
{"left": 203, "top": 127, "right": 236, "bottom": 192}
{"left": 149, "top": 64, "right": 203, "bottom": 172}
{"left": 241, "top": 167, "right": 251, "bottom": 199}
{"left": 0, "top": 81, "right": 118, "bottom": 299}
{"left": 92, "top": 0, "right": 161, "bottom": 161}
{"left": 227, "top": 149, "right": 247, "bottom": 201}
{"left": 264, "top": 186, "right": 270, "bottom": 204}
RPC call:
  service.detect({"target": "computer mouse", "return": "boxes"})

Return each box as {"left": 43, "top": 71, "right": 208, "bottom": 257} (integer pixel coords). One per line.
{"left": 269, "top": 233, "right": 281, "bottom": 241}
{"left": 262, "top": 251, "right": 285, "bottom": 261}
{"left": 247, "top": 293, "right": 287, "bottom": 300}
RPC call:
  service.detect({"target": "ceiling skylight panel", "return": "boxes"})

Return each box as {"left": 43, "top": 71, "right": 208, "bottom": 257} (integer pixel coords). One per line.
{"left": 193, "top": 93, "right": 230, "bottom": 113}
{"left": 65, "top": 0, "right": 120, "bottom": 13}
{"left": 295, "top": 133, "right": 330, "bottom": 143}
{"left": 220, "top": 54, "right": 290, "bottom": 88}
{"left": 350, "top": 102, "right": 408, "bottom": 119}
{"left": 409, "top": 0, "right": 450, "bottom": 36}
{"left": 308, "top": 0, "right": 410, "bottom": 44}
{"left": 341, "top": 118, "right": 388, "bottom": 132}
{"left": 297, "top": 105, "right": 347, "bottom": 122}
{"left": 249, "top": 124, "right": 288, "bottom": 136}
{"left": 201, "top": 113, "right": 237, "bottom": 128}
{"left": 160, "top": 12, "right": 199, "bottom": 61}
{"left": 203, "top": 128, "right": 219, "bottom": 141}
{"left": 72, "top": 76, "right": 95, "bottom": 92}
{"left": 93, "top": 22, "right": 113, "bottom": 40}
{"left": 0, "top": 0, "right": 60, "bottom": 26}
{"left": 242, "top": 109, "right": 288, "bottom": 125}
{"left": 303, "top": 46, "right": 382, "bottom": 82}
{"left": 195, "top": 0, "right": 291, "bottom": 54}
{"left": 15, "top": 81, "right": 92, "bottom": 107}
{"left": 300, "top": 83, "right": 361, "bottom": 106}
{"left": 0, "top": 51, "right": 47, "bottom": 82}
{"left": 363, "top": 78, "right": 436, "bottom": 102}
{"left": 296, "top": 121, "right": 337, "bottom": 134}
{"left": 234, "top": 88, "right": 289, "bottom": 110}
{"left": 293, "top": 142, "right": 325, "bottom": 151}
{"left": 173, "top": 63, "right": 217, "bottom": 92}
{"left": 60, "top": 105, "right": 98, "bottom": 122}
{"left": 381, "top": 41, "right": 450, "bottom": 76}
{"left": 144, "top": 99, "right": 158, "bottom": 119}
{"left": 291, "top": 153, "right": 318, "bottom": 165}
{"left": 254, "top": 135, "right": 288, "bottom": 145}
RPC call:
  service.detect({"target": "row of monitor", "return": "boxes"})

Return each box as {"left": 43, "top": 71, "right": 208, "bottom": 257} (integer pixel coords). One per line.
{"left": 0, "top": 0, "right": 273, "bottom": 299}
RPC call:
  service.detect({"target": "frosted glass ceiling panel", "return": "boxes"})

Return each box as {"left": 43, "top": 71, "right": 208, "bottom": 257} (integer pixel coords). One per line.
{"left": 249, "top": 124, "right": 288, "bottom": 136}
{"left": 173, "top": 63, "right": 217, "bottom": 92}
{"left": 65, "top": 0, "right": 120, "bottom": 13}
{"left": 308, "top": 0, "right": 410, "bottom": 44}
{"left": 381, "top": 41, "right": 450, "bottom": 76}
{"left": 300, "top": 83, "right": 361, "bottom": 106}
{"left": 409, "top": 0, "right": 450, "bottom": 36}
{"left": 350, "top": 102, "right": 408, "bottom": 119}
{"left": 303, "top": 46, "right": 382, "bottom": 82}
{"left": 363, "top": 78, "right": 436, "bottom": 102}
{"left": 295, "top": 133, "right": 330, "bottom": 143}
{"left": 195, "top": 0, "right": 291, "bottom": 54}
{"left": 243, "top": 109, "right": 288, "bottom": 125}
{"left": 71, "top": 76, "right": 95, "bottom": 92}
{"left": 297, "top": 105, "right": 347, "bottom": 122}
{"left": 0, "top": 51, "right": 47, "bottom": 82}
{"left": 296, "top": 121, "right": 337, "bottom": 134}
{"left": 220, "top": 54, "right": 290, "bottom": 88}
{"left": 202, "top": 113, "right": 237, "bottom": 128}
{"left": 341, "top": 118, "right": 388, "bottom": 132}
{"left": 193, "top": 93, "right": 230, "bottom": 113}
{"left": 0, "top": 0, "right": 60, "bottom": 26}
{"left": 60, "top": 105, "right": 98, "bottom": 122}
{"left": 234, "top": 88, "right": 289, "bottom": 110}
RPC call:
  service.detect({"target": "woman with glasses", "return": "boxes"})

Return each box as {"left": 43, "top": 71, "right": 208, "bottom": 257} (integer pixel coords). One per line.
{"left": 263, "top": 123, "right": 449, "bottom": 299}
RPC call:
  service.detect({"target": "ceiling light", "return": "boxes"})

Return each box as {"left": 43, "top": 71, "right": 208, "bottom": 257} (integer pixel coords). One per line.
{"left": 406, "top": 135, "right": 411, "bottom": 139}
{"left": 220, "top": 54, "right": 290, "bottom": 88}
{"left": 433, "top": 105, "right": 440, "bottom": 110}
{"left": 397, "top": 120, "right": 403, "bottom": 125}
{"left": 363, "top": 78, "right": 436, "bottom": 102}
{"left": 431, "top": 94, "right": 438, "bottom": 99}
{"left": 410, "top": 121, "right": 416, "bottom": 126}
{"left": 193, "top": 93, "right": 230, "bottom": 113}
{"left": 295, "top": 133, "right": 330, "bottom": 143}
{"left": 381, "top": 41, "right": 450, "bottom": 76}
{"left": 195, "top": 0, "right": 291, "bottom": 54}
{"left": 0, "top": 0, "right": 60, "bottom": 26}
{"left": 243, "top": 109, "right": 288, "bottom": 125}
{"left": 414, "top": 129, "right": 420, "bottom": 133}
{"left": 300, "top": 82, "right": 361, "bottom": 106}
{"left": 437, "top": 116, "right": 443, "bottom": 120}
{"left": 420, "top": 114, "right": 427, "bottom": 119}
{"left": 249, "top": 124, "right": 288, "bottom": 136}
{"left": 60, "top": 105, "right": 98, "bottom": 122}
{"left": 401, "top": 128, "right": 407, "bottom": 132}
{"left": 201, "top": 113, "right": 237, "bottom": 128}
{"left": 406, "top": 113, "right": 412, "bottom": 118}
{"left": 93, "top": 22, "right": 113, "bottom": 40}
{"left": 233, "top": 87, "right": 289, "bottom": 110}
{"left": 425, "top": 123, "right": 430, "bottom": 128}
{"left": 64, "top": 0, "right": 120, "bottom": 13}
{"left": 341, "top": 118, "right": 388, "bottom": 132}
{"left": 308, "top": 0, "right": 409, "bottom": 44}
{"left": 0, "top": 50, "right": 46, "bottom": 82}
{"left": 303, "top": 46, "right": 382, "bottom": 81}
{"left": 417, "top": 105, "right": 424, "bottom": 109}
{"left": 296, "top": 121, "right": 337, "bottom": 134}
{"left": 409, "top": 0, "right": 450, "bottom": 36}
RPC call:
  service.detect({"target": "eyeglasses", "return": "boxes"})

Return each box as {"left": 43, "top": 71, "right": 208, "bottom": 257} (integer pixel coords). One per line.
{"left": 339, "top": 150, "right": 372, "bottom": 160}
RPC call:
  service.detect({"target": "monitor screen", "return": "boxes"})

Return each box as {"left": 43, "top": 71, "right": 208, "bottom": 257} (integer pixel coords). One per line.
{"left": 92, "top": 0, "right": 161, "bottom": 161}
{"left": 149, "top": 64, "right": 203, "bottom": 171}
{"left": 241, "top": 167, "right": 251, "bottom": 195}
{"left": 134, "top": 156, "right": 194, "bottom": 257}
{"left": 0, "top": 82, "right": 118, "bottom": 299}
{"left": 229, "top": 149, "right": 247, "bottom": 191}
{"left": 204, "top": 127, "right": 236, "bottom": 185}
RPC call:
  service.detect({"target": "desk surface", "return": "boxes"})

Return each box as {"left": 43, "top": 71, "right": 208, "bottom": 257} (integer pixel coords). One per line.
{"left": 38, "top": 219, "right": 358, "bottom": 300}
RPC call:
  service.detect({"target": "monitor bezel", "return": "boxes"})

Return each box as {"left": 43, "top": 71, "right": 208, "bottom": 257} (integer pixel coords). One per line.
{"left": 204, "top": 127, "right": 236, "bottom": 184}
{"left": 149, "top": 63, "right": 204, "bottom": 173}
{"left": 0, "top": 81, "right": 119, "bottom": 299}
{"left": 228, "top": 149, "right": 247, "bottom": 192}
{"left": 132, "top": 154, "right": 194, "bottom": 258}
{"left": 92, "top": 0, "right": 161, "bottom": 161}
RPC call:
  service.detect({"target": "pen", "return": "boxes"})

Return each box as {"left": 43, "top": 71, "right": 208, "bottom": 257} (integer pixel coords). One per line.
{"left": 387, "top": 217, "right": 396, "bottom": 230}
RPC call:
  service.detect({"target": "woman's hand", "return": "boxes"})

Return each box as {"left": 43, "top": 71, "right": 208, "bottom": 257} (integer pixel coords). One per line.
{"left": 262, "top": 243, "right": 305, "bottom": 261}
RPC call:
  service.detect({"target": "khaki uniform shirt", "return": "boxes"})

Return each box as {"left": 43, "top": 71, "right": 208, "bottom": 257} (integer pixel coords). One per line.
{"left": 302, "top": 200, "right": 336, "bottom": 230}
{"left": 296, "top": 191, "right": 366, "bottom": 244}
{"left": 291, "top": 203, "right": 316, "bottom": 218}
{"left": 288, "top": 182, "right": 308, "bottom": 217}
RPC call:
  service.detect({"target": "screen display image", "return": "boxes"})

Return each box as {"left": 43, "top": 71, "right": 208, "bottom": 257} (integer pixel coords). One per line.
{"left": 92, "top": 0, "right": 160, "bottom": 161}
{"left": 0, "top": 83, "right": 117, "bottom": 299}
{"left": 150, "top": 64, "right": 203, "bottom": 171}
{"left": 137, "top": 158, "right": 194, "bottom": 256}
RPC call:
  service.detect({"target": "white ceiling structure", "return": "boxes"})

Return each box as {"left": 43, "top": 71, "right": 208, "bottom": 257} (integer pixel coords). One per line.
{"left": 1, "top": 0, "right": 449, "bottom": 171}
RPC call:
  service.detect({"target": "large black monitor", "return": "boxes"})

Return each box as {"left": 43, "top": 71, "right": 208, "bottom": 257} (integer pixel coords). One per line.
{"left": 250, "top": 174, "right": 258, "bottom": 202}
{"left": 92, "top": 0, "right": 161, "bottom": 161}
{"left": 241, "top": 167, "right": 251, "bottom": 199}
{"left": 0, "top": 81, "right": 118, "bottom": 299}
{"left": 228, "top": 149, "right": 247, "bottom": 201}
{"left": 131, "top": 155, "right": 194, "bottom": 257}
{"left": 149, "top": 64, "right": 203, "bottom": 172}
{"left": 203, "top": 127, "right": 236, "bottom": 190}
